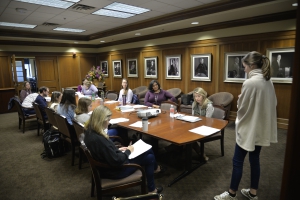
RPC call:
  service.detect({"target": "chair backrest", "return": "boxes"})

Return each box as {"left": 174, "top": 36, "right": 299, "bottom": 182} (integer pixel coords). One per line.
{"left": 53, "top": 112, "right": 72, "bottom": 138}
{"left": 160, "top": 101, "right": 179, "bottom": 112}
{"left": 72, "top": 119, "right": 85, "bottom": 139}
{"left": 208, "top": 92, "right": 233, "bottom": 119}
{"left": 32, "top": 102, "right": 46, "bottom": 123}
{"left": 14, "top": 99, "right": 25, "bottom": 119}
{"left": 45, "top": 107, "right": 58, "bottom": 127}
{"left": 132, "top": 86, "right": 148, "bottom": 99}
{"left": 211, "top": 105, "right": 228, "bottom": 120}
{"left": 167, "top": 88, "right": 182, "bottom": 99}
{"left": 106, "top": 92, "right": 118, "bottom": 101}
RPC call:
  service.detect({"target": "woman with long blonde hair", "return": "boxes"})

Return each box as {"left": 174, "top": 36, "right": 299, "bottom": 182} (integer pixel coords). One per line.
{"left": 192, "top": 87, "right": 214, "bottom": 117}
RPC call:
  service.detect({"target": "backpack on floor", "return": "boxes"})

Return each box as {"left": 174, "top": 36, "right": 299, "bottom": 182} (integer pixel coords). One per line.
{"left": 41, "top": 129, "right": 65, "bottom": 159}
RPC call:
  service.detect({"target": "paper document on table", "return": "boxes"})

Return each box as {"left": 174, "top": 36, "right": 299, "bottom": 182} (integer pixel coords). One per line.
{"left": 129, "top": 139, "right": 152, "bottom": 159}
{"left": 109, "top": 118, "right": 129, "bottom": 124}
{"left": 176, "top": 115, "right": 201, "bottom": 122}
{"left": 173, "top": 113, "right": 185, "bottom": 118}
{"left": 132, "top": 105, "right": 147, "bottom": 109}
{"left": 121, "top": 109, "right": 135, "bottom": 113}
{"left": 189, "top": 125, "right": 220, "bottom": 136}
{"left": 129, "top": 121, "right": 150, "bottom": 128}
{"left": 104, "top": 100, "right": 119, "bottom": 104}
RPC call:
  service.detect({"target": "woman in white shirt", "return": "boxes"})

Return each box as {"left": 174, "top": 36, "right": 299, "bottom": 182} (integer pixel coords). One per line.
{"left": 118, "top": 78, "right": 133, "bottom": 104}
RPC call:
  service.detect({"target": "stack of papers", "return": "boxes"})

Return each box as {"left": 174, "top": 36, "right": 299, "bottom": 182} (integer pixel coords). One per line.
{"left": 128, "top": 139, "right": 152, "bottom": 159}
{"left": 189, "top": 125, "right": 220, "bottom": 136}
{"left": 118, "top": 105, "right": 135, "bottom": 113}
{"left": 109, "top": 118, "right": 129, "bottom": 125}
{"left": 176, "top": 115, "right": 201, "bottom": 122}
{"left": 132, "top": 105, "right": 147, "bottom": 109}
{"left": 104, "top": 100, "right": 119, "bottom": 104}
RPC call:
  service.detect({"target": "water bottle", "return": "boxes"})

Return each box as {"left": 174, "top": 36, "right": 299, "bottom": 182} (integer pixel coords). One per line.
{"left": 101, "top": 91, "right": 104, "bottom": 99}
{"left": 122, "top": 95, "right": 126, "bottom": 106}
{"left": 100, "top": 98, "right": 104, "bottom": 105}
{"left": 91, "top": 93, "right": 95, "bottom": 101}
{"left": 170, "top": 105, "right": 174, "bottom": 118}
{"left": 142, "top": 117, "right": 148, "bottom": 131}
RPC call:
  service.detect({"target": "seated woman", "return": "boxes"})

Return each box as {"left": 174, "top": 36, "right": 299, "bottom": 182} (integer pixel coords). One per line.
{"left": 144, "top": 80, "right": 177, "bottom": 108}
{"left": 84, "top": 105, "right": 164, "bottom": 193}
{"left": 77, "top": 79, "right": 86, "bottom": 93}
{"left": 117, "top": 78, "right": 133, "bottom": 105}
{"left": 81, "top": 81, "right": 98, "bottom": 97}
{"left": 49, "top": 91, "right": 62, "bottom": 112}
{"left": 75, "top": 98, "right": 92, "bottom": 124}
{"left": 192, "top": 87, "right": 214, "bottom": 160}
{"left": 57, "top": 89, "right": 76, "bottom": 125}
{"left": 20, "top": 81, "right": 32, "bottom": 103}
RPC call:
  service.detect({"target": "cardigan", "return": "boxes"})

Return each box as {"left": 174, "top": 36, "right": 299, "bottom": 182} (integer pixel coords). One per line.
{"left": 81, "top": 85, "right": 98, "bottom": 96}
{"left": 235, "top": 69, "right": 277, "bottom": 151}
{"left": 144, "top": 89, "right": 176, "bottom": 107}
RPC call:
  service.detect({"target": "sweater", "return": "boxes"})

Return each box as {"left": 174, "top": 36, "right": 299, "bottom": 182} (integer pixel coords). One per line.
{"left": 144, "top": 89, "right": 176, "bottom": 107}
{"left": 81, "top": 85, "right": 98, "bottom": 96}
{"left": 57, "top": 104, "right": 76, "bottom": 125}
{"left": 235, "top": 69, "right": 277, "bottom": 151}
{"left": 192, "top": 100, "right": 214, "bottom": 117}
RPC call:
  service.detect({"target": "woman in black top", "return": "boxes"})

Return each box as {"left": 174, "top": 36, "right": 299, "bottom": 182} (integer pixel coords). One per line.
{"left": 84, "top": 105, "right": 163, "bottom": 193}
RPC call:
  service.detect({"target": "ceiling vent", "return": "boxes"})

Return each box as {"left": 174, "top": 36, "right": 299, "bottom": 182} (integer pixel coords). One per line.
{"left": 71, "top": 4, "right": 96, "bottom": 11}
{"left": 42, "top": 22, "right": 60, "bottom": 26}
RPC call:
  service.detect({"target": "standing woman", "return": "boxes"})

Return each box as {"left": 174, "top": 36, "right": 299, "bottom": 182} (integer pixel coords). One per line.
{"left": 117, "top": 78, "right": 133, "bottom": 104}
{"left": 144, "top": 80, "right": 176, "bottom": 108}
{"left": 57, "top": 89, "right": 76, "bottom": 125}
{"left": 214, "top": 51, "right": 277, "bottom": 200}
{"left": 81, "top": 81, "right": 98, "bottom": 97}
{"left": 49, "top": 91, "right": 62, "bottom": 111}
{"left": 20, "top": 81, "right": 32, "bottom": 102}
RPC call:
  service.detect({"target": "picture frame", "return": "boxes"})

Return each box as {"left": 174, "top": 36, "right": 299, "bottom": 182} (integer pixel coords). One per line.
{"left": 112, "top": 60, "right": 122, "bottom": 78}
{"left": 127, "top": 59, "right": 138, "bottom": 77}
{"left": 191, "top": 54, "right": 211, "bottom": 81}
{"left": 224, "top": 52, "right": 248, "bottom": 83}
{"left": 165, "top": 55, "right": 181, "bottom": 80}
{"left": 100, "top": 61, "right": 108, "bottom": 77}
{"left": 267, "top": 47, "right": 294, "bottom": 83}
{"left": 144, "top": 57, "right": 157, "bottom": 78}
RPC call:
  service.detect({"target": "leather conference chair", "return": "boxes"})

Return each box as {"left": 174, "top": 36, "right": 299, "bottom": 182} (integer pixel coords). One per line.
{"left": 14, "top": 99, "right": 36, "bottom": 133}
{"left": 32, "top": 102, "right": 49, "bottom": 136}
{"left": 79, "top": 134, "right": 147, "bottom": 200}
{"left": 54, "top": 113, "right": 79, "bottom": 166}
{"left": 44, "top": 107, "right": 58, "bottom": 130}
{"left": 132, "top": 86, "right": 148, "bottom": 104}
{"left": 72, "top": 119, "right": 85, "bottom": 169}
{"left": 166, "top": 88, "right": 182, "bottom": 99}
{"left": 207, "top": 92, "right": 234, "bottom": 120}
{"left": 105, "top": 90, "right": 118, "bottom": 101}
{"left": 200, "top": 105, "right": 229, "bottom": 157}
{"left": 160, "top": 101, "right": 180, "bottom": 112}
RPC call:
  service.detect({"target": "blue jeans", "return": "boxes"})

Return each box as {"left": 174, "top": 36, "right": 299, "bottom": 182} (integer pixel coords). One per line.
{"left": 113, "top": 149, "right": 158, "bottom": 192}
{"left": 230, "top": 143, "right": 262, "bottom": 191}
{"left": 23, "top": 108, "right": 36, "bottom": 115}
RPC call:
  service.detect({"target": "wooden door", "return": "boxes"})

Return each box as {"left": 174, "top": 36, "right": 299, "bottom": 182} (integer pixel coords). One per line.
{"left": 35, "top": 56, "right": 59, "bottom": 93}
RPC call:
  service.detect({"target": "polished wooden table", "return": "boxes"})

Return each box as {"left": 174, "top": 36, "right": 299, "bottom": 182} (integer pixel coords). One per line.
{"left": 103, "top": 102, "right": 228, "bottom": 186}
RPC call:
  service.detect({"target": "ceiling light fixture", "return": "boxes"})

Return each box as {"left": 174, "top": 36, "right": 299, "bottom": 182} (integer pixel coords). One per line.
{"left": 135, "top": 33, "right": 141, "bottom": 36}
{"left": 74, "top": 41, "right": 78, "bottom": 44}
{"left": 105, "top": 2, "right": 150, "bottom": 14}
{"left": 191, "top": 22, "right": 199, "bottom": 25}
{"left": 15, "top": 0, "right": 80, "bottom": 9}
{"left": 100, "top": 41, "right": 105, "bottom": 43}
{"left": 0, "top": 22, "right": 36, "bottom": 28}
{"left": 53, "top": 27, "right": 85, "bottom": 32}
{"left": 92, "top": 9, "right": 135, "bottom": 18}
{"left": 292, "top": 3, "right": 298, "bottom": 6}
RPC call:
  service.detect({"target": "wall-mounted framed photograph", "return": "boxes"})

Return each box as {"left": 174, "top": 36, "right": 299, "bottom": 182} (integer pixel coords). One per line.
{"left": 127, "top": 59, "right": 138, "bottom": 77}
{"left": 100, "top": 61, "right": 108, "bottom": 77}
{"left": 267, "top": 47, "right": 294, "bottom": 83}
{"left": 112, "top": 60, "right": 122, "bottom": 78}
{"left": 166, "top": 55, "right": 181, "bottom": 80}
{"left": 191, "top": 54, "right": 211, "bottom": 81}
{"left": 224, "top": 52, "right": 248, "bottom": 83}
{"left": 144, "top": 57, "right": 157, "bottom": 78}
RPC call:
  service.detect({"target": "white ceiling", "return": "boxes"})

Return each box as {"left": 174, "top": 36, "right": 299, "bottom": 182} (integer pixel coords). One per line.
{"left": 0, "top": 0, "right": 297, "bottom": 46}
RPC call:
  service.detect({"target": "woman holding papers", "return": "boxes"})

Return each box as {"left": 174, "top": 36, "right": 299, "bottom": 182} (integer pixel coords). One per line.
{"left": 144, "top": 80, "right": 177, "bottom": 108}
{"left": 214, "top": 51, "right": 277, "bottom": 200}
{"left": 192, "top": 87, "right": 214, "bottom": 161}
{"left": 117, "top": 78, "right": 133, "bottom": 104}
{"left": 84, "top": 105, "right": 164, "bottom": 193}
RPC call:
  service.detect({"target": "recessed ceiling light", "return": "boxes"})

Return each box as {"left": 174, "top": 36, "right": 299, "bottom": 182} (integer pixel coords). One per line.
{"left": 191, "top": 22, "right": 199, "bottom": 25}
{"left": 292, "top": 3, "right": 298, "bottom": 6}
{"left": 0, "top": 22, "right": 36, "bottom": 28}
{"left": 105, "top": 2, "right": 150, "bottom": 14}
{"left": 16, "top": 8, "right": 27, "bottom": 13}
{"left": 135, "top": 33, "right": 141, "bottom": 36}
{"left": 15, "top": 0, "right": 80, "bottom": 9}
{"left": 74, "top": 41, "right": 78, "bottom": 44}
{"left": 92, "top": 9, "right": 135, "bottom": 18}
{"left": 100, "top": 41, "right": 105, "bottom": 43}
{"left": 53, "top": 27, "right": 85, "bottom": 33}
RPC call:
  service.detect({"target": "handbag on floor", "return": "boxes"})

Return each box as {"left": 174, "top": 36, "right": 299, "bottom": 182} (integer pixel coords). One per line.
{"left": 41, "top": 129, "right": 65, "bottom": 158}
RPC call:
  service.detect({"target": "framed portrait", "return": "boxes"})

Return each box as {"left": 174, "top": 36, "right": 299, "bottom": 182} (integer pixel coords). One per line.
{"left": 267, "top": 47, "right": 294, "bottom": 83}
{"left": 100, "top": 61, "right": 108, "bottom": 77}
{"left": 191, "top": 54, "right": 211, "bottom": 81}
{"left": 165, "top": 55, "right": 181, "bottom": 80}
{"left": 144, "top": 57, "right": 157, "bottom": 78}
{"left": 224, "top": 52, "right": 248, "bottom": 83}
{"left": 127, "top": 59, "right": 138, "bottom": 77}
{"left": 112, "top": 60, "right": 122, "bottom": 78}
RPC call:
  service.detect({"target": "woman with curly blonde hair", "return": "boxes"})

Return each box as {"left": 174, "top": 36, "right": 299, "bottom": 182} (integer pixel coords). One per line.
{"left": 192, "top": 87, "right": 214, "bottom": 117}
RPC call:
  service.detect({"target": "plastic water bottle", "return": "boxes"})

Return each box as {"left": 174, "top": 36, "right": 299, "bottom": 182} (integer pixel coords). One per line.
{"left": 170, "top": 105, "right": 174, "bottom": 118}
{"left": 142, "top": 117, "right": 148, "bottom": 131}
{"left": 91, "top": 93, "right": 95, "bottom": 101}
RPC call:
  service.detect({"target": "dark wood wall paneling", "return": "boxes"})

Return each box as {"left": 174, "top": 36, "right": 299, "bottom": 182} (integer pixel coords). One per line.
{"left": 0, "top": 88, "right": 16, "bottom": 113}
{"left": 58, "top": 56, "right": 81, "bottom": 89}
{"left": 0, "top": 56, "right": 13, "bottom": 88}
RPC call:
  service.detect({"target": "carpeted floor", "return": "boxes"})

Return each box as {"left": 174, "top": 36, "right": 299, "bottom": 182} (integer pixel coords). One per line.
{"left": 0, "top": 112, "right": 286, "bottom": 200}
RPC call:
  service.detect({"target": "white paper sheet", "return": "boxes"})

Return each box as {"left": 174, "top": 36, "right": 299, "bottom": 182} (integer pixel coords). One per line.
{"left": 189, "top": 125, "right": 220, "bottom": 136}
{"left": 128, "top": 139, "right": 152, "bottom": 159}
{"left": 132, "top": 105, "right": 147, "bottom": 109}
{"left": 129, "top": 121, "right": 150, "bottom": 128}
{"left": 176, "top": 115, "right": 201, "bottom": 122}
{"left": 104, "top": 100, "right": 119, "bottom": 104}
{"left": 109, "top": 118, "right": 129, "bottom": 124}
{"left": 121, "top": 108, "right": 135, "bottom": 113}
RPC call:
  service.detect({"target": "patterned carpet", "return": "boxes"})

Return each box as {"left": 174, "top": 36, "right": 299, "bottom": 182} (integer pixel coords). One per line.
{"left": 0, "top": 112, "right": 286, "bottom": 200}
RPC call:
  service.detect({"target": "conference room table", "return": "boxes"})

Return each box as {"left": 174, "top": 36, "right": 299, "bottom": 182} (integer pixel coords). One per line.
{"left": 92, "top": 100, "right": 228, "bottom": 187}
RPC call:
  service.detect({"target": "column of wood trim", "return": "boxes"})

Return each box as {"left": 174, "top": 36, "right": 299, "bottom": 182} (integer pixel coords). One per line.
{"left": 215, "top": 44, "right": 220, "bottom": 93}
